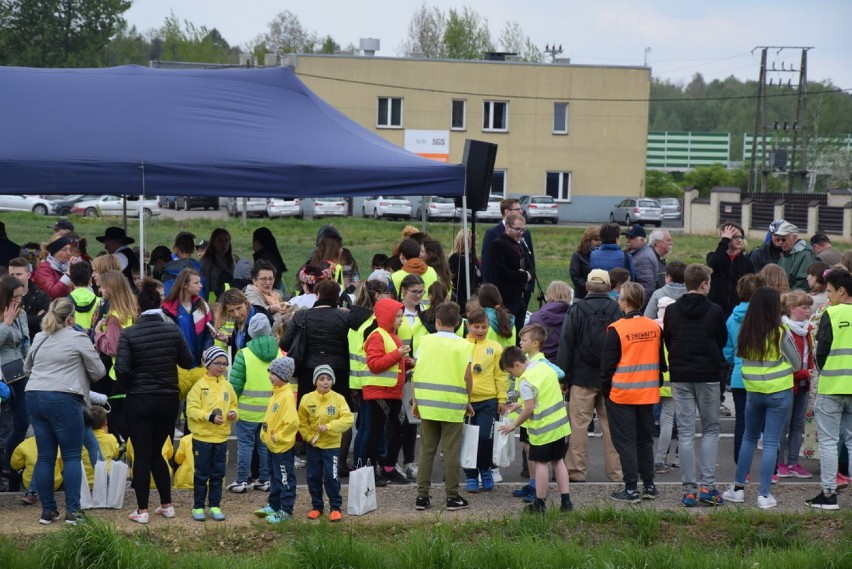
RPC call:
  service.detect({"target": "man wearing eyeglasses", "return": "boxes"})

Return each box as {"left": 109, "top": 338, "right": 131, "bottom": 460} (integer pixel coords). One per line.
{"left": 481, "top": 199, "right": 535, "bottom": 289}
{"left": 774, "top": 222, "right": 817, "bottom": 291}
{"left": 707, "top": 223, "right": 754, "bottom": 318}
{"left": 489, "top": 213, "right": 532, "bottom": 338}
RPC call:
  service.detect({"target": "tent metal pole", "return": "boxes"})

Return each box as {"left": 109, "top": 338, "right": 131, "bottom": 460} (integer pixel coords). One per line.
{"left": 462, "top": 189, "right": 470, "bottom": 303}
{"left": 138, "top": 163, "right": 146, "bottom": 279}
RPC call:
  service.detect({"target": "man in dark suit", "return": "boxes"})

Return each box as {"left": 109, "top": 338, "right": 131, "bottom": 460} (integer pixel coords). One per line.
{"left": 481, "top": 199, "right": 536, "bottom": 312}
{"left": 489, "top": 213, "right": 533, "bottom": 338}
{"left": 0, "top": 221, "right": 20, "bottom": 274}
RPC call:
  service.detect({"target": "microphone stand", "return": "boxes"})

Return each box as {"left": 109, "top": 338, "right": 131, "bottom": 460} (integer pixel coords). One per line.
{"left": 520, "top": 238, "right": 546, "bottom": 309}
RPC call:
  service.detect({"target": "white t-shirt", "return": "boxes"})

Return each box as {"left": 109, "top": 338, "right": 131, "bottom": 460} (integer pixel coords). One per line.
{"left": 289, "top": 293, "right": 317, "bottom": 309}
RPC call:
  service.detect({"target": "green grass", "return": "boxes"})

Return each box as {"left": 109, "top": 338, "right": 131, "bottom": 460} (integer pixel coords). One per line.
{"left": 1, "top": 509, "right": 849, "bottom": 569}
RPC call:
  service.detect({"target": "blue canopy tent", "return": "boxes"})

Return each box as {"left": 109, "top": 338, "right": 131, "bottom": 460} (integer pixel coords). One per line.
{"left": 0, "top": 65, "right": 465, "bottom": 198}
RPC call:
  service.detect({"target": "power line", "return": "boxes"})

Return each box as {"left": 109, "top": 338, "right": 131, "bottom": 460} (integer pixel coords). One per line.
{"left": 297, "top": 72, "right": 851, "bottom": 103}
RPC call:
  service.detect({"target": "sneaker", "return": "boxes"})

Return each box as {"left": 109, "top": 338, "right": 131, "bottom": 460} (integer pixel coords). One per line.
{"left": 787, "top": 463, "right": 813, "bottom": 479}
{"left": 512, "top": 484, "right": 535, "bottom": 498}
{"left": 655, "top": 462, "right": 670, "bottom": 474}
{"left": 446, "top": 495, "right": 469, "bottom": 511}
{"left": 806, "top": 491, "right": 839, "bottom": 511}
{"left": 294, "top": 456, "right": 307, "bottom": 469}
{"left": 642, "top": 485, "right": 659, "bottom": 500}
{"left": 415, "top": 496, "right": 431, "bottom": 510}
{"left": 698, "top": 487, "right": 725, "bottom": 506}
{"left": 128, "top": 510, "right": 149, "bottom": 524}
{"left": 490, "top": 467, "right": 503, "bottom": 483}
{"left": 610, "top": 489, "right": 641, "bottom": 504}
{"left": 771, "top": 474, "right": 779, "bottom": 484}
{"left": 525, "top": 498, "right": 547, "bottom": 513}
{"left": 560, "top": 495, "right": 574, "bottom": 512}
{"left": 39, "top": 510, "right": 60, "bottom": 525}
{"left": 192, "top": 508, "right": 206, "bottom": 521}
{"left": 402, "top": 462, "right": 418, "bottom": 480}
{"left": 21, "top": 491, "right": 38, "bottom": 505}
{"left": 65, "top": 511, "right": 84, "bottom": 525}
{"left": 722, "top": 486, "right": 744, "bottom": 503}
{"left": 382, "top": 468, "right": 412, "bottom": 485}
{"left": 681, "top": 492, "right": 698, "bottom": 508}
{"left": 480, "top": 469, "right": 494, "bottom": 491}
{"left": 776, "top": 463, "right": 793, "bottom": 478}
{"left": 266, "top": 511, "right": 292, "bottom": 524}
{"left": 252, "top": 480, "right": 270, "bottom": 492}
{"left": 254, "top": 505, "right": 275, "bottom": 518}
{"left": 757, "top": 494, "right": 777, "bottom": 509}
{"left": 836, "top": 473, "right": 850, "bottom": 490}
{"left": 329, "top": 510, "right": 342, "bottom": 522}
{"left": 522, "top": 490, "right": 537, "bottom": 504}
{"left": 307, "top": 509, "right": 322, "bottom": 520}
{"left": 720, "top": 405, "right": 732, "bottom": 417}
{"left": 466, "top": 478, "right": 480, "bottom": 493}
{"left": 209, "top": 507, "right": 225, "bottom": 521}
{"left": 374, "top": 472, "right": 389, "bottom": 487}
{"left": 155, "top": 505, "right": 175, "bottom": 518}
{"left": 227, "top": 481, "right": 248, "bottom": 494}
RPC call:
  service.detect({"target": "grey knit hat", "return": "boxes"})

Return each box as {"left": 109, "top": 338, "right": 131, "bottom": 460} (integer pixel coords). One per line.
{"left": 248, "top": 313, "right": 272, "bottom": 338}
{"left": 203, "top": 346, "right": 228, "bottom": 368}
{"left": 312, "top": 364, "right": 335, "bottom": 385}
{"left": 268, "top": 357, "right": 295, "bottom": 381}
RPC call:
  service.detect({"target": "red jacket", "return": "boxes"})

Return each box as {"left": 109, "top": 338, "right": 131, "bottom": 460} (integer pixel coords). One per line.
{"left": 363, "top": 298, "right": 407, "bottom": 401}
{"left": 33, "top": 260, "right": 70, "bottom": 300}
{"left": 790, "top": 328, "right": 814, "bottom": 392}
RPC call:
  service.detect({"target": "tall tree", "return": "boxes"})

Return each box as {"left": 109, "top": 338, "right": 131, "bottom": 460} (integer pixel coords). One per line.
{"left": 250, "top": 10, "right": 317, "bottom": 56}
{"left": 102, "top": 21, "right": 151, "bottom": 66}
{"left": 0, "top": 0, "right": 131, "bottom": 67}
{"left": 319, "top": 35, "right": 340, "bottom": 54}
{"left": 399, "top": 3, "right": 446, "bottom": 58}
{"left": 498, "top": 21, "right": 542, "bottom": 63}
{"left": 443, "top": 7, "right": 493, "bottom": 60}
{"left": 158, "top": 13, "right": 232, "bottom": 63}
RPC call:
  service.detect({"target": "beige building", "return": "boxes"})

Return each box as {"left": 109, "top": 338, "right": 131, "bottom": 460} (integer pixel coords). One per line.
{"left": 287, "top": 54, "right": 650, "bottom": 222}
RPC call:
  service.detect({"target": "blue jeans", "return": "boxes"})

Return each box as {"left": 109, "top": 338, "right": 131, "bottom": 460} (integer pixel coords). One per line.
{"left": 673, "top": 382, "right": 721, "bottom": 493}
{"left": 732, "top": 388, "right": 747, "bottom": 464}
{"left": 4, "top": 375, "right": 30, "bottom": 473}
{"left": 735, "top": 389, "right": 792, "bottom": 497}
{"left": 306, "top": 446, "right": 341, "bottom": 511}
{"left": 83, "top": 427, "right": 100, "bottom": 466}
{"left": 268, "top": 448, "right": 296, "bottom": 515}
{"left": 353, "top": 393, "right": 371, "bottom": 467}
{"left": 778, "top": 386, "right": 809, "bottom": 465}
{"left": 235, "top": 420, "right": 269, "bottom": 483}
{"left": 192, "top": 439, "right": 227, "bottom": 509}
{"left": 26, "top": 391, "right": 84, "bottom": 515}
{"left": 463, "top": 398, "right": 497, "bottom": 478}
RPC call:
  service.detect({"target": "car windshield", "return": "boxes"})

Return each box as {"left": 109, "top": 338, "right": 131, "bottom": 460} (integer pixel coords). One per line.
{"left": 386, "top": 196, "right": 406, "bottom": 200}
{"left": 532, "top": 197, "right": 554, "bottom": 204}
{"left": 639, "top": 200, "right": 659, "bottom": 208}
{"left": 660, "top": 198, "right": 678, "bottom": 206}
{"left": 433, "top": 197, "right": 453, "bottom": 203}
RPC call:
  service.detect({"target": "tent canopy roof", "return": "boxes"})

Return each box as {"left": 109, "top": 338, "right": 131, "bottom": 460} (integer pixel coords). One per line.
{"left": 0, "top": 65, "right": 465, "bottom": 198}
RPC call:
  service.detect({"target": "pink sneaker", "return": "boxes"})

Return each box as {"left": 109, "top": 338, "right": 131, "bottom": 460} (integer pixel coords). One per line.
{"left": 837, "top": 472, "right": 851, "bottom": 490}
{"left": 787, "top": 463, "right": 812, "bottom": 479}
{"left": 776, "top": 464, "right": 793, "bottom": 478}
{"left": 771, "top": 474, "right": 778, "bottom": 484}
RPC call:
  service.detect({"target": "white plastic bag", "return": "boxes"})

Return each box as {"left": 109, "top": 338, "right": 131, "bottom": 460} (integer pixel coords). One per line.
{"left": 460, "top": 422, "right": 479, "bottom": 469}
{"left": 91, "top": 459, "right": 109, "bottom": 508}
{"left": 492, "top": 416, "right": 516, "bottom": 468}
{"left": 402, "top": 380, "right": 420, "bottom": 424}
{"left": 79, "top": 462, "right": 94, "bottom": 510}
{"left": 106, "top": 460, "right": 129, "bottom": 509}
{"left": 347, "top": 463, "right": 377, "bottom": 516}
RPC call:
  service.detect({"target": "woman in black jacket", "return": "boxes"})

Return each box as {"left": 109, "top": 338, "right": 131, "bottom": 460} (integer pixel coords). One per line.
{"left": 115, "top": 279, "right": 194, "bottom": 524}
{"left": 707, "top": 223, "right": 754, "bottom": 318}
{"left": 569, "top": 226, "right": 601, "bottom": 300}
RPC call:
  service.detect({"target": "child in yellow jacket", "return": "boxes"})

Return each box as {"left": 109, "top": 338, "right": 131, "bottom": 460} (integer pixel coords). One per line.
{"left": 298, "top": 365, "right": 354, "bottom": 522}
{"left": 186, "top": 346, "right": 238, "bottom": 522}
{"left": 82, "top": 406, "right": 120, "bottom": 486}
{"left": 173, "top": 434, "right": 195, "bottom": 489}
{"left": 12, "top": 437, "right": 63, "bottom": 505}
{"left": 255, "top": 356, "right": 299, "bottom": 524}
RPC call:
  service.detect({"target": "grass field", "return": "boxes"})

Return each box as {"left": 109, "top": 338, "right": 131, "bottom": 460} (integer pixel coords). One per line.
{"left": 3, "top": 212, "right": 794, "bottom": 296}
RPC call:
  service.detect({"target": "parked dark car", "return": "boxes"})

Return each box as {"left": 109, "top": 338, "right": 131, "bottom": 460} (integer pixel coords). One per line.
{"left": 176, "top": 196, "right": 220, "bottom": 210}
{"left": 49, "top": 194, "right": 101, "bottom": 216}
{"left": 158, "top": 196, "right": 177, "bottom": 209}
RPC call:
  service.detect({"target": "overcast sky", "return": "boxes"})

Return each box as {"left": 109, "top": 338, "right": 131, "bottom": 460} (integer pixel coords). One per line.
{"left": 125, "top": 0, "right": 851, "bottom": 89}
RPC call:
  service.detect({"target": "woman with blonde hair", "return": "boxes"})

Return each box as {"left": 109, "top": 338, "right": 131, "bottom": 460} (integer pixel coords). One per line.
{"left": 448, "top": 229, "right": 481, "bottom": 313}
{"left": 91, "top": 254, "right": 121, "bottom": 292}
{"left": 570, "top": 227, "right": 601, "bottom": 299}
{"left": 528, "top": 280, "right": 573, "bottom": 362}
{"left": 162, "top": 268, "right": 213, "bottom": 369}
{"left": 210, "top": 288, "right": 270, "bottom": 362}
{"left": 24, "top": 297, "right": 105, "bottom": 524}
{"left": 759, "top": 263, "right": 790, "bottom": 294}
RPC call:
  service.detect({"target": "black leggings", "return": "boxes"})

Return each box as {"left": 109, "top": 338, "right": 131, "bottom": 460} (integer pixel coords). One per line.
{"left": 124, "top": 393, "right": 179, "bottom": 510}
{"left": 366, "top": 399, "right": 404, "bottom": 469}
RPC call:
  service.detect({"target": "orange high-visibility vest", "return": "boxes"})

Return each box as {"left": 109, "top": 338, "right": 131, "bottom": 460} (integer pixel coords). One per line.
{"left": 608, "top": 316, "right": 662, "bottom": 405}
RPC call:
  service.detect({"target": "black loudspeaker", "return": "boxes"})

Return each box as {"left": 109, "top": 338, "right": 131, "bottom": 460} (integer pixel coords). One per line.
{"left": 457, "top": 139, "right": 498, "bottom": 211}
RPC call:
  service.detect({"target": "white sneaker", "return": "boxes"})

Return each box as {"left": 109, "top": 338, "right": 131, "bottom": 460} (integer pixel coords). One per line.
{"left": 491, "top": 467, "right": 503, "bottom": 483}
{"left": 757, "top": 494, "right": 777, "bottom": 509}
{"left": 402, "top": 462, "right": 418, "bottom": 480}
{"left": 227, "top": 481, "right": 248, "bottom": 493}
{"left": 128, "top": 510, "right": 149, "bottom": 524}
{"left": 252, "top": 480, "right": 270, "bottom": 492}
{"left": 154, "top": 505, "right": 175, "bottom": 518}
{"left": 294, "top": 456, "right": 307, "bottom": 469}
{"left": 722, "top": 485, "right": 744, "bottom": 503}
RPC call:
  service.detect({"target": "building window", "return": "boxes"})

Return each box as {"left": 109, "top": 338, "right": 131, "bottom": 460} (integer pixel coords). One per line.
{"left": 482, "top": 100, "right": 508, "bottom": 132}
{"left": 377, "top": 97, "right": 403, "bottom": 128}
{"left": 451, "top": 99, "right": 466, "bottom": 130}
{"left": 491, "top": 169, "right": 506, "bottom": 195}
{"left": 553, "top": 102, "right": 569, "bottom": 134}
{"left": 546, "top": 171, "right": 572, "bottom": 201}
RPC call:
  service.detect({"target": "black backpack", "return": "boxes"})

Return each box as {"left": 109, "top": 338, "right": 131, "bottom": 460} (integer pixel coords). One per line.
{"left": 574, "top": 299, "right": 618, "bottom": 367}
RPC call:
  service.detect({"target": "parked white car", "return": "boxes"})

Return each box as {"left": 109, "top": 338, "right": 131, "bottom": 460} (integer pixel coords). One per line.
{"left": 0, "top": 195, "right": 56, "bottom": 215}
{"left": 520, "top": 195, "right": 559, "bottom": 224}
{"left": 313, "top": 197, "right": 348, "bottom": 218}
{"left": 267, "top": 198, "right": 303, "bottom": 219}
{"left": 227, "top": 197, "right": 268, "bottom": 217}
{"left": 416, "top": 196, "right": 457, "bottom": 221}
{"left": 362, "top": 196, "right": 413, "bottom": 220}
{"left": 72, "top": 195, "right": 160, "bottom": 219}
{"left": 475, "top": 194, "right": 504, "bottom": 221}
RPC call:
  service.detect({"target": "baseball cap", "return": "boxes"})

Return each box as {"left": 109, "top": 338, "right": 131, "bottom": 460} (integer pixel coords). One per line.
{"left": 773, "top": 221, "right": 799, "bottom": 236}
{"left": 621, "top": 224, "right": 646, "bottom": 239}
{"left": 810, "top": 233, "right": 830, "bottom": 246}
{"left": 51, "top": 219, "right": 74, "bottom": 232}
{"left": 587, "top": 269, "right": 611, "bottom": 285}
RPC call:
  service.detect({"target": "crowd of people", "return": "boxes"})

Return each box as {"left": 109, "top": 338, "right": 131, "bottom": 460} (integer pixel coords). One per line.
{"left": 0, "top": 202, "right": 850, "bottom": 526}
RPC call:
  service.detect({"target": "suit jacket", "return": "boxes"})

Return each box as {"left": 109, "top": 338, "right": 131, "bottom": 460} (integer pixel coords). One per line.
{"left": 489, "top": 234, "right": 529, "bottom": 305}
{"left": 481, "top": 221, "right": 535, "bottom": 286}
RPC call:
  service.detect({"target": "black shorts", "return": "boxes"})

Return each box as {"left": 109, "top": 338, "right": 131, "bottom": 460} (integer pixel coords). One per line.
{"left": 519, "top": 426, "right": 529, "bottom": 443}
{"left": 527, "top": 437, "right": 568, "bottom": 462}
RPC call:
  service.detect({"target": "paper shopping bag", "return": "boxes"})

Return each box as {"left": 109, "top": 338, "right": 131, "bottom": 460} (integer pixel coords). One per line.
{"left": 402, "top": 380, "right": 420, "bottom": 424}
{"left": 492, "top": 416, "right": 516, "bottom": 468}
{"left": 460, "top": 422, "right": 479, "bottom": 469}
{"left": 347, "top": 463, "right": 377, "bottom": 516}
{"left": 91, "top": 459, "right": 109, "bottom": 508}
{"left": 80, "top": 462, "right": 94, "bottom": 510}
{"left": 106, "top": 460, "right": 129, "bottom": 509}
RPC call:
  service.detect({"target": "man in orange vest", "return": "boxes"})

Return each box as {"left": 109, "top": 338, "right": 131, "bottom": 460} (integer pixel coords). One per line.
{"left": 600, "top": 282, "right": 665, "bottom": 503}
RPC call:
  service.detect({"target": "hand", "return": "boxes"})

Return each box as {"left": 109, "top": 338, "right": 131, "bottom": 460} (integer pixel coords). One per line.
{"left": 227, "top": 410, "right": 237, "bottom": 421}
{"left": 398, "top": 345, "right": 410, "bottom": 357}
{"left": 3, "top": 303, "right": 19, "bottom": 325}
{"left": 317, "top": 424, "right": 328, "bottom": 433}
{"left": 465, "top": 403, "right": 475, "bottom": 416}
{"left": 497, "top": 403, "right": 507, "bottom": 415}
{"left": 212, "top": 415, "right": 224, "bottom": 425}
{"left": 411, "top": 401, "right": 420, "bottom": 419}
{"left": 498, "top": 423, "right": 515, "bottom": 435}
{"left": 525, "top": 270, "right": 532, "bottom": 282}
{"left": 720, "top": 225, "right": 738, "bottom": 240}
{"left": 504, "top": 402, "right": 521, "bottom": 414}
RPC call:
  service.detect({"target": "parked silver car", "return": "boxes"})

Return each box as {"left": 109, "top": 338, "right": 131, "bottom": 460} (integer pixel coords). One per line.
{"left": 362, "top": 196, "right": 412, "bottom": 220}
{"left": 313, "top": 197, "right": 348, "bottom": 218}
{"left": 416, "top": 196, "right": 457, "bottom": 221}
{"left": 475, "top": 194, "right": 504, "bottom": 221}
{"left": 658, "top": 197, "right": 682, "bottom": 219}
{"left": 520, "top": 195, "right": 559, "bottom": 224}
{"left": 0, "top": 195, "right": 56, "bottom": 215}
{"left": 609, "top": 198, "right": 662, "bottom": 227}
